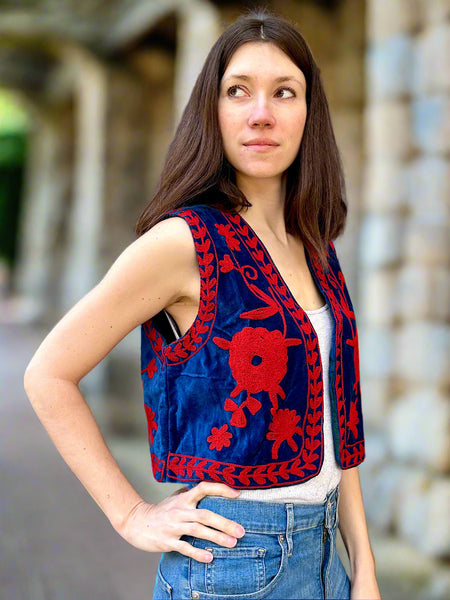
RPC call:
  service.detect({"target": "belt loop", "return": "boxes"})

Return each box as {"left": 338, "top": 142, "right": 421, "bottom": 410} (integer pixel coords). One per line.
{"left": 334, "top": 485, "right": 340, "bottom": 527}
{"left": 285, "top": 503, "right": 294, "bottom": 557}
{"left": 325, "top": 487, "right": 338, "bottom": 530}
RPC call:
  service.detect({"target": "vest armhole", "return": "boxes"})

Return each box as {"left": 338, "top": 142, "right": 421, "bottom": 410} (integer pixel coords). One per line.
{"left": 157, "top": 207, "right": 219, "bottom": 364}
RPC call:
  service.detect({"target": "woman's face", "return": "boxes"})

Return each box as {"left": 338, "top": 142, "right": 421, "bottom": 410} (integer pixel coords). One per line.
{"left": 218, "top": 42, "right": 307, "bottom": 188}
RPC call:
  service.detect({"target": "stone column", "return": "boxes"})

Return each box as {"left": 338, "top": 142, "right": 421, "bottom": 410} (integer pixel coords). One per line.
{"left": 60, "top": 47, "right": 107, "bottom": 312}
{"left": 14, "top": 107, "right": 73, "bottom": 321}
{"left": 360, "top": 0, "right": 450, "bottom": 563}
{"left": 174, "top": 0, "right": 221, "bottom": 122}
{"left": 59, "top": 46, "right": 108, "bottom": 397}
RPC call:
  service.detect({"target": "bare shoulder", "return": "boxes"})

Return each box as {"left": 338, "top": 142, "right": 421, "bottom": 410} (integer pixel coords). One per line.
{"left": 24, "top": 216, "right": 198, "bottom": 381}
{"left": 103, "top": 216, "right": 198, "bottom": 310}
{"left": 128, "top": 216, "right": 196, "bottom": 260}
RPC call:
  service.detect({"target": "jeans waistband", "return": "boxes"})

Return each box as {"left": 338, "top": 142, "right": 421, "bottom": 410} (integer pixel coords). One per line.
{"left": 196, "top": 486, "right": 340, "bottom": 534}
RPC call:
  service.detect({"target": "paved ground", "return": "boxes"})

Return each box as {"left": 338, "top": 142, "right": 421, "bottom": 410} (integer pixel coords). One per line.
{"left": 1, "top": 322, "right": 448, "bottom": 600}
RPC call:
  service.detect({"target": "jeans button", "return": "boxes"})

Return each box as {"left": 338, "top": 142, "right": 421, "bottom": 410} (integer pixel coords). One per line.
{"left": 279, "top": 534, "right": 285, "bottom": 542}
{"left": 192, "top": 592, "right": 200, "bottom": 599}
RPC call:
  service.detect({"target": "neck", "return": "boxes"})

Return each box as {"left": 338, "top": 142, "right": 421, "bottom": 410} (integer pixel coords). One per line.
{"left": 235, "top": 174, "right": 288, "bottom": 243}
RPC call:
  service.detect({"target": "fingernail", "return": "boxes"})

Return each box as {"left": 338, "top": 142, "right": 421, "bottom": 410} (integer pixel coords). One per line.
{"left": 205, "top": 552, "right": 213, "bottom": 562}
{"left": 238, "top": 526, "right": 245, "bottom": 536}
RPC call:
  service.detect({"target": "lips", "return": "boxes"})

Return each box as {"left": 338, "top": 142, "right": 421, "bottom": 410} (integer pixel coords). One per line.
{"left": 243, "top": 138, "right": 279, "bottom": 147}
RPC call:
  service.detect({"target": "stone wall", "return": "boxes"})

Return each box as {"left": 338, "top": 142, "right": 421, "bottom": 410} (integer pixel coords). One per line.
{"left": 359, "top": 0, "right": 450, "bottom": 560}
{"left": 6, "top": 0, "right": 449, "bottom": 567}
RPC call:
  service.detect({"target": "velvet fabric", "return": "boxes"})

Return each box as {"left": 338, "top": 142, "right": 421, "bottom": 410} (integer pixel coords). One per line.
{"left": 140, "top": 204, "right": 365, "bottom": 489}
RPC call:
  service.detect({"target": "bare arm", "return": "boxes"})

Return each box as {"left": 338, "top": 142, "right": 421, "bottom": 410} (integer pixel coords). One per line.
{"left": 338, "top": 466, "right": 382, "bottom": 599}
{"left": 24, "top": 217, "right": 244, "bottom": 562}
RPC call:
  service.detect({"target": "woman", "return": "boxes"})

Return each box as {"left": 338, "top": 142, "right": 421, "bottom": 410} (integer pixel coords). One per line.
{"left": 24, "top": 11, "right": 381, "bottom": 600}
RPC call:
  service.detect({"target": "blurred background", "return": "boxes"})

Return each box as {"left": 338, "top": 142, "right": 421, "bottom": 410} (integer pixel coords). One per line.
{"left": 0, "top": 0, "right": 448, "bottom": 599}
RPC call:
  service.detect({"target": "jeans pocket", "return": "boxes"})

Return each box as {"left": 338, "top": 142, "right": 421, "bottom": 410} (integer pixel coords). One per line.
{"left": 190, "top": 531, "right": 286, "bottom": 598}
{"left": 152, "top": 564, "right": 173, "bottom": 600}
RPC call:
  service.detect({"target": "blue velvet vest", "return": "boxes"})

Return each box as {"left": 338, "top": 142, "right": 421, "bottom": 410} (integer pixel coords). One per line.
{"left": 141, "top": 204, "right": 365, "bottom": 489}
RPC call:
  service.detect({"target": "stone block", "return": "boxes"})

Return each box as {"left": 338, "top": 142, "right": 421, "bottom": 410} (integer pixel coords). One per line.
{"left": 404, "top": 220, "right": 450, "bottom": 266}
{"left": 417, "top": 0, "right": 450, "bottom": 26}
{"left": 413, "top": 24, "right": 450, "bottom": 95}
{"left": 433, "top": 267, "right": 450, "bottom": 322}
{"left": 394, "top": 322, "right": 450, "bottom": 386}
{"left": 395, "top": 265, "right": 450, "bottom": 321}
{"left": 364, "top": 428, "right": 389, "bottom": 467}
{"left": 407, "top": 157, "right": 450, "bottom": 224}
{"left": 360, "top": 269, "right": 396, "bottom": 325}
{"left": 364, "top": 159, "right": 408, "bottom": 212}
{"left": 387, "top": 390, "right": 450, "bottom": 471}
{"left": 413, "top": 479, "right": 450, "bottom": 558}
{"left": 393, "top": 466, "right": 430, "bottom": 542}
{"left": 359, "top": 325, "right": 394, "bottom": 379}
{"left": 367, "top": 0, "right": 420, "bottom": 42}
{"left": 422, "top": 570, "right": 450, "bottom": 600}
{"left": 367, "top": 34, "right": 414, "bottom": 99}
{"left": 412, "top": 94, "right": 450, "bottom": 154}
{"left": 365, "top": 100, "right": 412, "bottom": 160}
{"left": 361, "top": 463, "right": 406, "bottom": 530}
{"left": 360, "top": 376, "right": 391, "bottom": 428}
{"left": 359, "top": 213, "right": 403, "bottom": 267}
{"left": 395, "top": 265, "right": 428, "bottom": 320}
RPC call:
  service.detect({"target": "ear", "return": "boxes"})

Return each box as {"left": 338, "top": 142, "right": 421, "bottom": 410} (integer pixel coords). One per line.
{"left": 213, "top": 336, "right": 231, "bottom": 350}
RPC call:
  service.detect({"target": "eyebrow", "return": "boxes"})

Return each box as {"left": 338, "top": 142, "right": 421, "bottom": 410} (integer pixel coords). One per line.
{"left": 223, "top": 74, "right": 306, "bottom": 89}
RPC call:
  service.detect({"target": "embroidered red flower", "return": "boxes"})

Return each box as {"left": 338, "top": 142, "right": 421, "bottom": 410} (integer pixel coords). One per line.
{"left": 207, "top": 424, "right": 233, "bottom": 451}
{"left": 215, "top": 223, "right": 241, "bottom": 251}
{"left": 213, "top": 327, "right": 302, "bottom": 412}
{"left": 348, "top": 398, "right": 360, "bottom": 438}
{"left": 266, "top": 408, "right": 302, "bottom": 459}
{"left": 219, "top": 254, "right": 235, "bottom": 273}
{"left": 224, "top": 396, "right": 262, "bottom": 428}
{"left": 141, "top": 358, "right": 157, "bottom": 379}
{"left": 145, "top": 404, "right": 158, "bottom": 444}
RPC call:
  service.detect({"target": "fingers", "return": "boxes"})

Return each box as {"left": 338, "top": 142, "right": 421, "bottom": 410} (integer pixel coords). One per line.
{"left": 195, "top": 507, "right": 245, "bottom": 539}
{"left": 186, "top": 481, "right": 245, "bottom": 538}
{"left": 188, "top": 481, "right": 241, "bottom": 503}
{"left": 173, "top": 538, "right": 215, "bottom": 563}
{"left": 183, "top": 520, "right": 240, "bottom": 549}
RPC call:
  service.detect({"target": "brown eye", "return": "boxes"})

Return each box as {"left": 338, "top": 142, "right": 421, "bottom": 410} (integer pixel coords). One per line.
{"left": 227, "top": 85, "right": 246, "bottom": 97}
{"left": 275, "top": 87, "right": 296, "bottom": 98}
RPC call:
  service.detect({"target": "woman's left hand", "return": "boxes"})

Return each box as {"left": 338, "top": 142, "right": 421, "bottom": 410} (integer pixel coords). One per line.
{"left": 350, "top": 575, "right": 382, "bottom": 599}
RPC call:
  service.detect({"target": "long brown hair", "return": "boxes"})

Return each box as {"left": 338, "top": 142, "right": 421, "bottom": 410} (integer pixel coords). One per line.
{"left": 135, "top": 10, "right": 347, "bottom": 268}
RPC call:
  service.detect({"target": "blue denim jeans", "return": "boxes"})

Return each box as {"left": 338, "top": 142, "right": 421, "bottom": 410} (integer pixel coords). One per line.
{"left": 152, "top": 486, "right": 350, "bottom": 599}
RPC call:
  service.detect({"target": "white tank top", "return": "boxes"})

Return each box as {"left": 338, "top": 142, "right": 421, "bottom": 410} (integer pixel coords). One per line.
{"left": 238, "top": 303, "right": 342, "bottom": 504}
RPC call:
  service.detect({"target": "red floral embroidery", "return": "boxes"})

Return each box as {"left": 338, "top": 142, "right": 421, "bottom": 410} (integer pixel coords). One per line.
{"left": 266, "top": 408, "right": 302, "bottom": 459}
{"left": 224, "top": 396, "right": 262, "bottom": 427}
{"left": 225, "top": 212, "right": 326, "bottom": 472}
{"left": 215, "top": 223, "right": 241, "bottom": 251}
{"left": 151, "top": 454, "right": 165, "bottom": 481}
{"left": 219, "top": 254, "right": 235, "bottom": 273}
{"left": 214, "top": 327, "right": 301, "bottom": 412}
{"left": 347, "top": 399, "right": 360, "bottom": 439}
{"left": 167, "top": 453, "right": 313, "bottom": 487}
{"left": 145, "top": 404, "right": 158, "bottom": 445}
{"left": 143, "top": 322, "right": 164, "bottom": 361}
{"left": 207, "top": 424, "right": 233, "bottom": 451}
{"left": 309, "top": 244, "right": 365, "bottom": 468}
{"left": 141, "top": 358, "right": 157, "bottom": 379}
{"left": 161, "top": 210, "right": 218, "bottom": 364}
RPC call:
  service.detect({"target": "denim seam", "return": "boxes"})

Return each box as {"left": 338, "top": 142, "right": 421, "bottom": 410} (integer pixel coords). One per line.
{"left": 189, "top": 535, "right": 288, "bottom": 599}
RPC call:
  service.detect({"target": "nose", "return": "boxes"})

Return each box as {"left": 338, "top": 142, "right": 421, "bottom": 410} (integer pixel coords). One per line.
{"left": 248, "top": 94, "right": 275, "bottom": 128}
